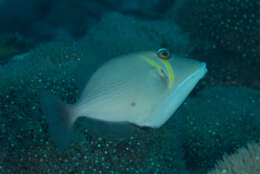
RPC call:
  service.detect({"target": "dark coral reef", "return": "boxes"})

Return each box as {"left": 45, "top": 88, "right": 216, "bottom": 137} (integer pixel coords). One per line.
{"left": 0, "top": 0, "right": 259, "bottom": 174}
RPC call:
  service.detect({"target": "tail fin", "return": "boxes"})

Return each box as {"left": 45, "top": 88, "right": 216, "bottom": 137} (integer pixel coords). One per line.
{"left": 40, "top": 92, "right": 75, "bottom": 149}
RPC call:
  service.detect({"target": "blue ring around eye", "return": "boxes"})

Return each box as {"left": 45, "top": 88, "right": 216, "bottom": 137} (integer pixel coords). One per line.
{"left": 157, "top": 48, "right": 169, "bottom": 54}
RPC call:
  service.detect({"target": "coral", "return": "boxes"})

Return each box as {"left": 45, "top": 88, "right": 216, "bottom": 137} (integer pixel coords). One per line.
{"left": 0, "top": 0, "right": 103, "bottom": 40}
{"left": 0, "top": 33, "right": 33, "bottom": 64}
{"left": 100, "top": 0, "right": 173, "bottom": 18}
{"left": 0, "top": 43, "right": 20, "bottom": 61}
{"left": 171, "top": 0, "right": 258, "bottom": 58}
{"left": 0, "top": 40, "right": 188, "bottom": 174}
{"left": 207, "top": 142, "right": 260, "bottom": 174}
{"left": 168, "top": 0, "right": 260, "bottom": 89}
{"left": 178, "top": 86, "right": 260, "bottom": 173}
{"left": 82, "top": 12, "right": 191, "bottom": 59}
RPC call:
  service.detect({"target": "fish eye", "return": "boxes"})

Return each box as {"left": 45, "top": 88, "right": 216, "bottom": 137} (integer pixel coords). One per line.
{"left": 156, "top": 48, "right": 171, "bottom": 60}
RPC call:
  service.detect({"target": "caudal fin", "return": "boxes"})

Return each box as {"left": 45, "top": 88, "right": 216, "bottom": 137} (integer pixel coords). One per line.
{"left": 40, "top": 92, "right": 75, "bottom": 149}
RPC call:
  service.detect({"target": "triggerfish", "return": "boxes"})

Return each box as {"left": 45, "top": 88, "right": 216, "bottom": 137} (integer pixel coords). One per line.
{"left": 41, "top": 48, "right": 207, "bottom": 148}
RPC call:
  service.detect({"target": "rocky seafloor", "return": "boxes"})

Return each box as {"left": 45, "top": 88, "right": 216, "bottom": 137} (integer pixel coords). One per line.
{"left": 0, "top": 0, "right": 259, "bottom": 174}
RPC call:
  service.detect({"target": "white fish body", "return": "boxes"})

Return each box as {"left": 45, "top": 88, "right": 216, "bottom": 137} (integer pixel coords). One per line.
{"left": 41, "top": 49, "right": 207, "bottom": 148}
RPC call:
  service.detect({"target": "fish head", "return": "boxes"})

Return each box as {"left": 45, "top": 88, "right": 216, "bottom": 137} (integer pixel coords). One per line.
{"left": 137, "top": 49, "right": 174, "bottom": 89}
{"left": 75, "top": 48, "right": 207, "bottom": 131}
{"left": 140, "top": 49, "right": 208, "bottom": 128}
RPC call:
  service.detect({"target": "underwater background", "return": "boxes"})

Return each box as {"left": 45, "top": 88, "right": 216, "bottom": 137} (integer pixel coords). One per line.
{"left": 0, "top": 0, "right": 259, "bottom": 174}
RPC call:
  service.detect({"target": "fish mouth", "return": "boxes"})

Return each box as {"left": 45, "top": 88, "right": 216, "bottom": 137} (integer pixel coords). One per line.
{"left": 139, "top": 61, "right": 208, "bottom": 128}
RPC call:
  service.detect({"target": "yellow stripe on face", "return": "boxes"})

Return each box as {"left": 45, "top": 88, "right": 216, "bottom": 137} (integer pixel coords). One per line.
{"left": 160, "top": 59, "right": 174, "bottom": 88}
{"left": 139, "top": 54, "right": 174, "bottom": 88}
{"left": 139, "top": 56, "right": 163, "bottom": 75}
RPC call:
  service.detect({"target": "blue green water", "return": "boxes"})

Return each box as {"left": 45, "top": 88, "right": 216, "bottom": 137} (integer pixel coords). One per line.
{"left": 0, "top": 0, "right": 259, "bottom": 174}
